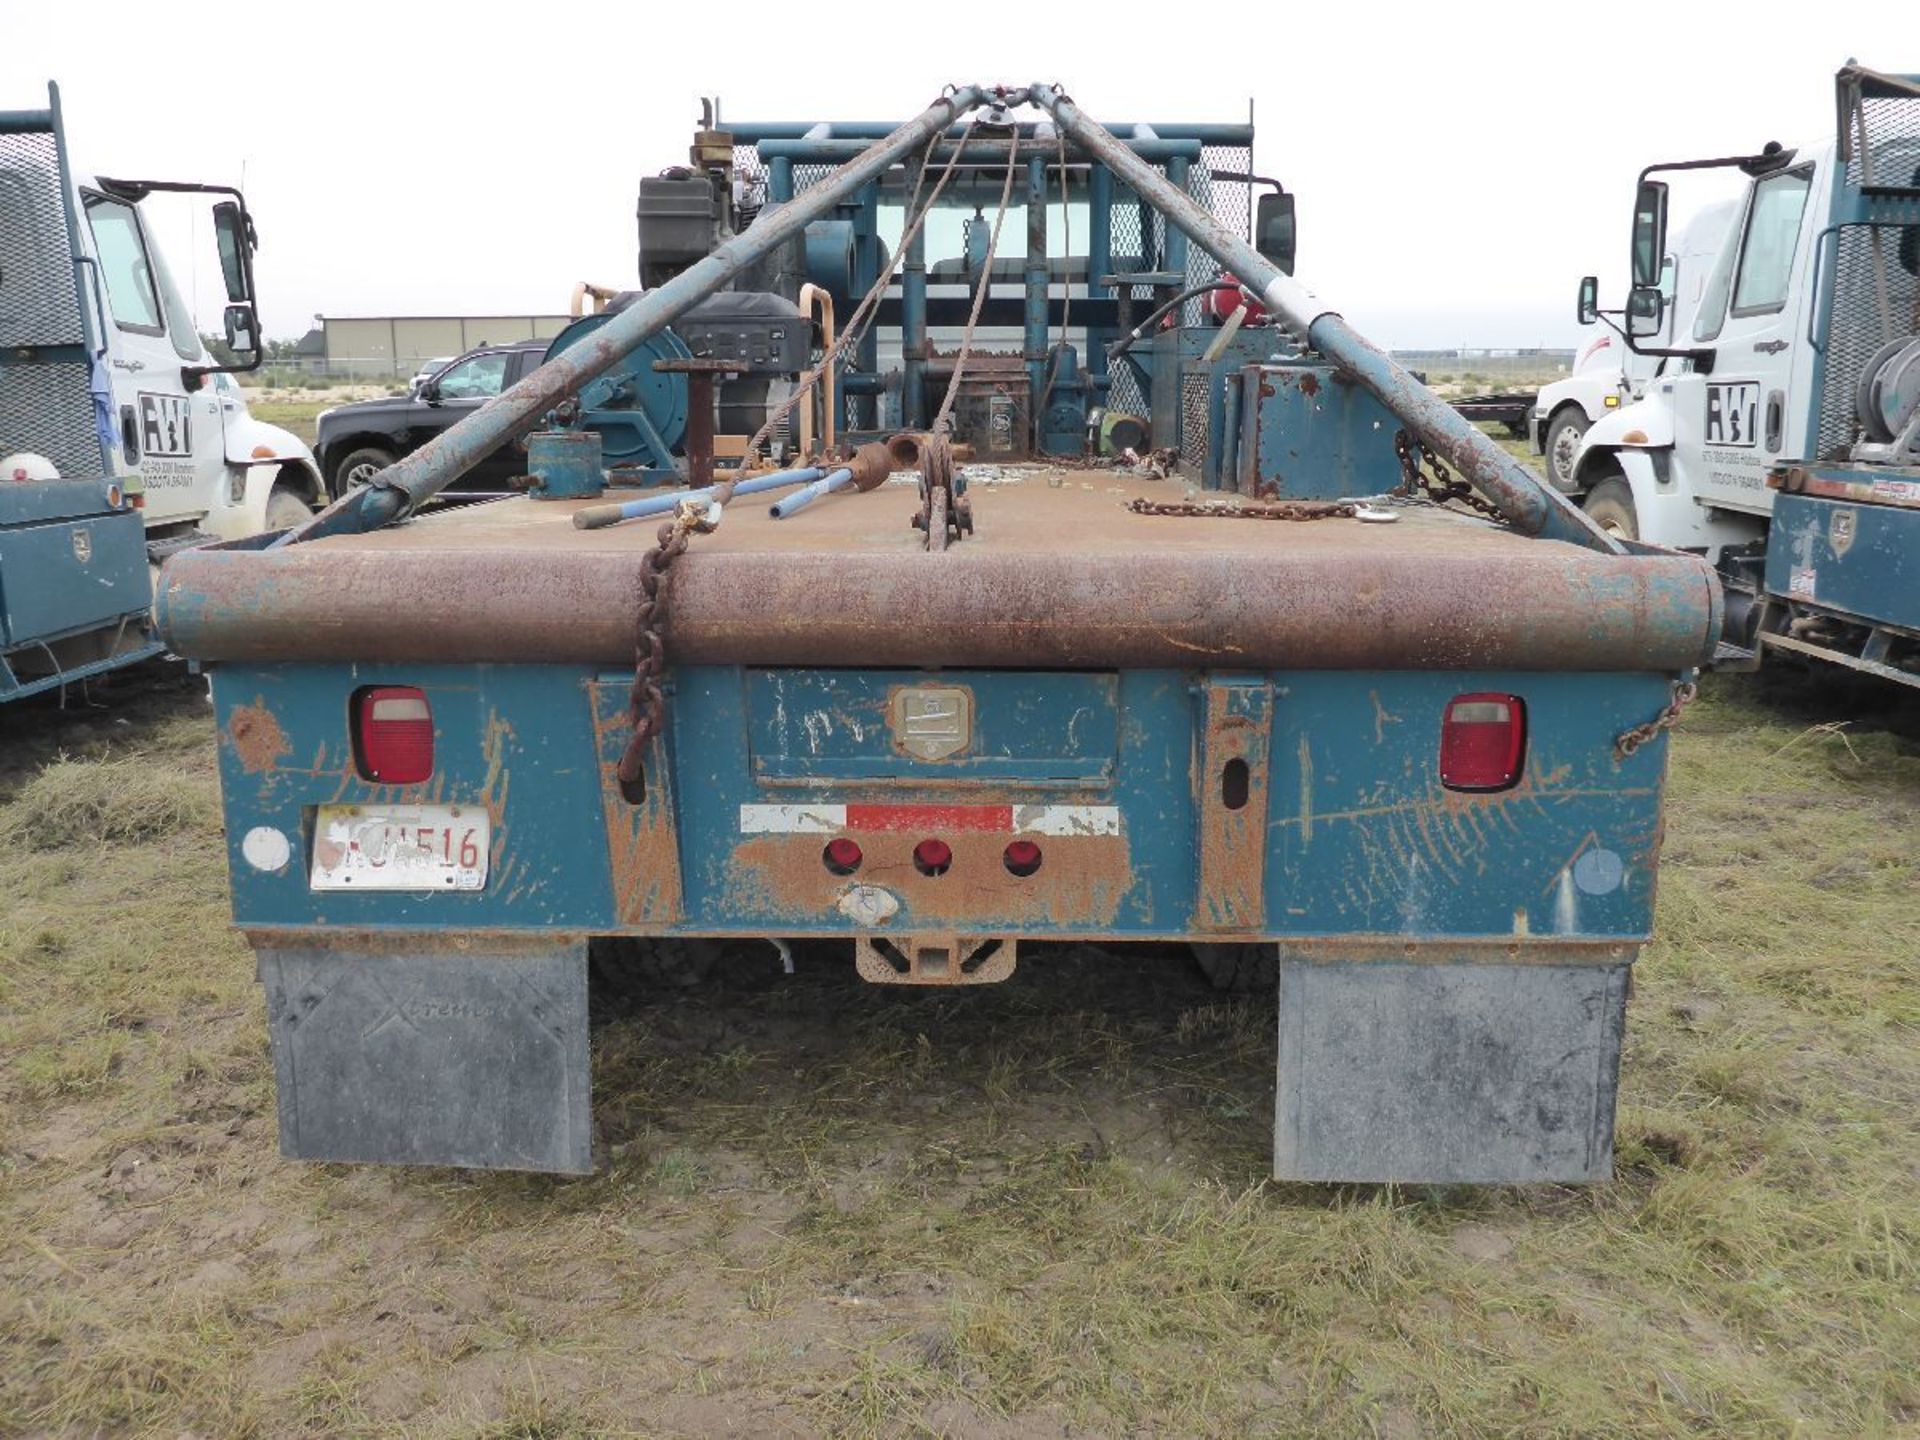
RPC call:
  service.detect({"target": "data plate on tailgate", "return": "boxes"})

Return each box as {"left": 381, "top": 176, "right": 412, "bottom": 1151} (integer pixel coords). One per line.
{"left": 310, "top": 804, "right": 489, "bottom": 891}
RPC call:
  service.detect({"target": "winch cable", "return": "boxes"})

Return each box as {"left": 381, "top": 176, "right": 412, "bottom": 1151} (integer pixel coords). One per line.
{"left": 739, "top": 116, "right": 982, "bottom": 465}
{"left": 933, "top": 127, "right": 1022, "bottom": 436}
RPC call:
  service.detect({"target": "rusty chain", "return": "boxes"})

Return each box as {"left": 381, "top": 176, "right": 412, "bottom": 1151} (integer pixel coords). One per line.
{"left": 1614, "top": 680, "right": 1699, "bottom": 760}
{"left": 1393, "top": 430, "right": 1507, "bottom": 523}
{"left": 1125, "top": 496, "right": 1358, "bottom": 521}
{"left": 616, "top": 496, "right": 720, "bottom": 793}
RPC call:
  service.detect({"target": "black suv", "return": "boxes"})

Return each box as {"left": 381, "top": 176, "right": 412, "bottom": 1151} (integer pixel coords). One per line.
{"left": 317, "top": 340, "right": 548, "bottom": 498}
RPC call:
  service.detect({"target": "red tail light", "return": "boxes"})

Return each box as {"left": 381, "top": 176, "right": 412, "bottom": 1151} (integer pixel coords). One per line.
{"left": 823, "top": 837, "right": 863, "bottom": 875}
{"left": 1440, "top": 693, "right": 1526, "bottom": 792}
{"left": 1003, "top": 839, "right": 1043, "bottom": 877}
{"left": 352, "top": 686, "right": 434, "bottom": 784}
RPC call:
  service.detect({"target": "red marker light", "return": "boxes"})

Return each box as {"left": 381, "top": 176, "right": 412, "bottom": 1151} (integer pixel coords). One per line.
{"left": 1003, "top": 839, "right": 1043, "bottom": 877}
{"left": 913, "top": 838, "right": 953, "bottom": 876}
{"left": 823, "top": 837, "right": 863, "bottom": 875}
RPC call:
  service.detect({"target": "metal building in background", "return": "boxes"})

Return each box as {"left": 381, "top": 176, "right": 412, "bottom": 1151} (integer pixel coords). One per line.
{"left": 318, "top": 314, "right": 571, "bottom": 378}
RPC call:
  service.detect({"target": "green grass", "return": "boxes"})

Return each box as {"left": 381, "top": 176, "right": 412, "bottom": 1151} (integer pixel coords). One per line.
{"left": 244, "top": 398, "right": 330, "bottom": 447}
{"left": 0, "top": 668, "right": 1915, "bottom": 1436}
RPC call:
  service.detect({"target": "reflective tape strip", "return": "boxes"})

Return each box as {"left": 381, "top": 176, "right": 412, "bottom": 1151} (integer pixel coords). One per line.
{"left": 739, "top": 803, "right": 1121, "bottom": 836}
{"left": 738, "top": 804, "right": 845, "bottom": 834}
{"left": 1013, "top": 805, "right": 1122, "bottom": 836}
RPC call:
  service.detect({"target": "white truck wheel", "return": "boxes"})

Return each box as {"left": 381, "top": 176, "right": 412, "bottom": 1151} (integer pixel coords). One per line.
{"left": 1545, "top": 409, "right": 1590, "bottom": 490}
{"left": 1583, "top": 477, "right": 1638, "bottom": 541}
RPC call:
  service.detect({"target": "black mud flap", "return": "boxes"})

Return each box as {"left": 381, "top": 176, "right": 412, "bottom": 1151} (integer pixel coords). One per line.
{"left": 257, "top": 940, "right": 592, "bottom": 1174}
{"left": 1274, "top": 957, "right": 1631, "bottom": 1184}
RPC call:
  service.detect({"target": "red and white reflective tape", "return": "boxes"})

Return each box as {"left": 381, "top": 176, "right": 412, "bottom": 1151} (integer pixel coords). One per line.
{"left": 739, "top": 803, "right": 1120, "bottom": 837}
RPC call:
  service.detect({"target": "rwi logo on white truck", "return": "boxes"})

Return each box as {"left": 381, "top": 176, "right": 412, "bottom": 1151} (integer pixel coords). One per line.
{"left": 138, "top": 392, "right": 193, "bottom": 457}
{"left": 1705, "top": 382, "right": 1760, "bottom": 447}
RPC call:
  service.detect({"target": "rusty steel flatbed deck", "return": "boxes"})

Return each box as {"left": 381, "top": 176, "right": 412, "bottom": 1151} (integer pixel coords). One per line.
{"left": 157, "top": 467, "right": 1722, "bottom": 672}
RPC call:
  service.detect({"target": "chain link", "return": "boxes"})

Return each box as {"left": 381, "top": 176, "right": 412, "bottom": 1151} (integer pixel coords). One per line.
{"left": 1614, "top": 680, "right": 1699, "bottom": 759}
{"left": 616, "top": 498, "right": 717, "bottom": 793}
{"left": 1126, "top": 496, "right": 1357, "bottom": 521}
{"left": 1393, "top": 430, "right": 1507, "bottom": 523}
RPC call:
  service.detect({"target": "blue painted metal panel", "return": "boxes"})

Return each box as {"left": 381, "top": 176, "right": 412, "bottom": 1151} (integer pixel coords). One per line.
{"left": 0, "top": 508, "right": 149, "bottom": 646}
{"left": 745, "top": 669, "right": 1118, "bottom": 784}
{"left": 214, "top": 664, "right": 617, "bottom": 930}
{"left": 0, "top": 479, "right": 125, "bottom": 526}
{"left": 1766, "top": 488, "right": 1920, "bottom": 631}
{"left": 1237, "top": 363, "right": 1408, "bottom": 500}
{"left": 1268, "top": 671, "right": 1670, "bottom": 940}
{"left": 212, "top": 662, "right": 1670, "bottom": 944}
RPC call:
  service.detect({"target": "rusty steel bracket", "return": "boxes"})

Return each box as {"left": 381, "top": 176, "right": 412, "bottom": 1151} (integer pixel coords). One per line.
{"left": 653, "top": 356, "right": 738, "bottom": 490}
{"left": 911, "top": 433, "right": 973, "bottom": 550}
{"left": 854, "top": 933, "right": 1015, "bottom": 985}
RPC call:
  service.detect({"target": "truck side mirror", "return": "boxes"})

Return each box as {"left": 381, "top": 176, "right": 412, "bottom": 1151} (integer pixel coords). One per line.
{"left": 1630, "top": 180, "right": 1668, "bottom": 289}
{"left": 1626, "top": 284, "right": 1665, "bottom": 339}
{"left": 212, "top": 200, "right": 255, "bottom": 304}
{"left": 1254, "top": 190, "right": 1296, "bottom": 276}
{"left": 223, "top": 303, "right": 259, "bottom": 357}
{"left": 1577, "top": 275, "right": 1599, "bottom": 325}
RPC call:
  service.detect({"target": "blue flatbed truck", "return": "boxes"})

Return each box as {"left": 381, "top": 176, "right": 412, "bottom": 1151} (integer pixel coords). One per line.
{"left": 157, "top": 85, "right": 1723, "bottom": 1184}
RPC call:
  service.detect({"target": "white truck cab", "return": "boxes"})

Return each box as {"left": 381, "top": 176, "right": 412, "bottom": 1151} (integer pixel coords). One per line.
{"left": 1572, "top": 64, "right": 1920, "bottom": 679}
{"left": 69, "top": 176, "right": 323, "bottom": 541}
{"left": 1570, "top": 143, "right": 1841, "bottom": 557}
{"left": 1531, "top": 200, "right": 1735, "bottom": 491}
{"left": 1, "top": 82, "right": 322, "bottom": 700}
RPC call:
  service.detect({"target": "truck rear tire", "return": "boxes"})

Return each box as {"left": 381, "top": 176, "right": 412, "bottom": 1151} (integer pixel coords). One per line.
{"left": 1583, "top": 477, "right": 1638, "bottom": 541}
{"left": 332, "top": 446, "right": 396, "bottom": 497}
{"left": 1544, "top": 408, "right": 1590, "bottom": 490}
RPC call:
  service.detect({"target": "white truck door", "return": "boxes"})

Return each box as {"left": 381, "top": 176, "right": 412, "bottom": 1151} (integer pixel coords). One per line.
{"left": 79, "top": 187, "right": 224, "bottom": 524}
{"left": 1672, "top": 161, "right": 1819, "bottom": 517}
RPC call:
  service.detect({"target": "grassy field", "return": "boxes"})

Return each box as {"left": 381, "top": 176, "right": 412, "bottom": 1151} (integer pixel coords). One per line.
{"left": 1, "top": 663, "right": 1916, "bottom": 1438}
{"left": 243, "top": 394, "right": 360, "bottom": 449}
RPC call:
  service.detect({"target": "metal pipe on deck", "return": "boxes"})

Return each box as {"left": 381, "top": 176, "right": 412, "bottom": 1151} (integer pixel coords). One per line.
{"left": 769, "top": 466, "right": 854, "bottom": 518}
{"left": 283, "top": 86, "right": 986, "bottom": 543}
{"left": 1087, "top": 164, "right": 1114, "bottom": 387}
{"left": 1025, "top": 155, "right": 1049, "bottom": 434}
{"left": 1026, "top": 82, "right": 1620, "bottom": 553}
{"left": 901, "top": 156, "right": 928, "bottom": 429}
{"left": 752, "top": 137, "right": 1206, "bottom": 164}
{"left": 731, "top": 121, "right": 1252, "bottom": 144}
{"left": 571, "top": 466, "right": 826, "bottom": 530}
{"left": 854, "top": 180, "right": 880, "bottom": 430}
{"left": 1163, "top": 154, "right": 1190, "bottom": 293}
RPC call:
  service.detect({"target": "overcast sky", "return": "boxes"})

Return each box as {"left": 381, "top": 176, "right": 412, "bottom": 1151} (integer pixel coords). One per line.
{"left": 7, "top": 0, "right": 1904, "bottom": 349}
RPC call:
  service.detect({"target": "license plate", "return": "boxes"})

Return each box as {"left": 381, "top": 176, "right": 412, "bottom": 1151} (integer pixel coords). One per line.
{"left": 310, "top": 804, "right": 489, "bottom": 891}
